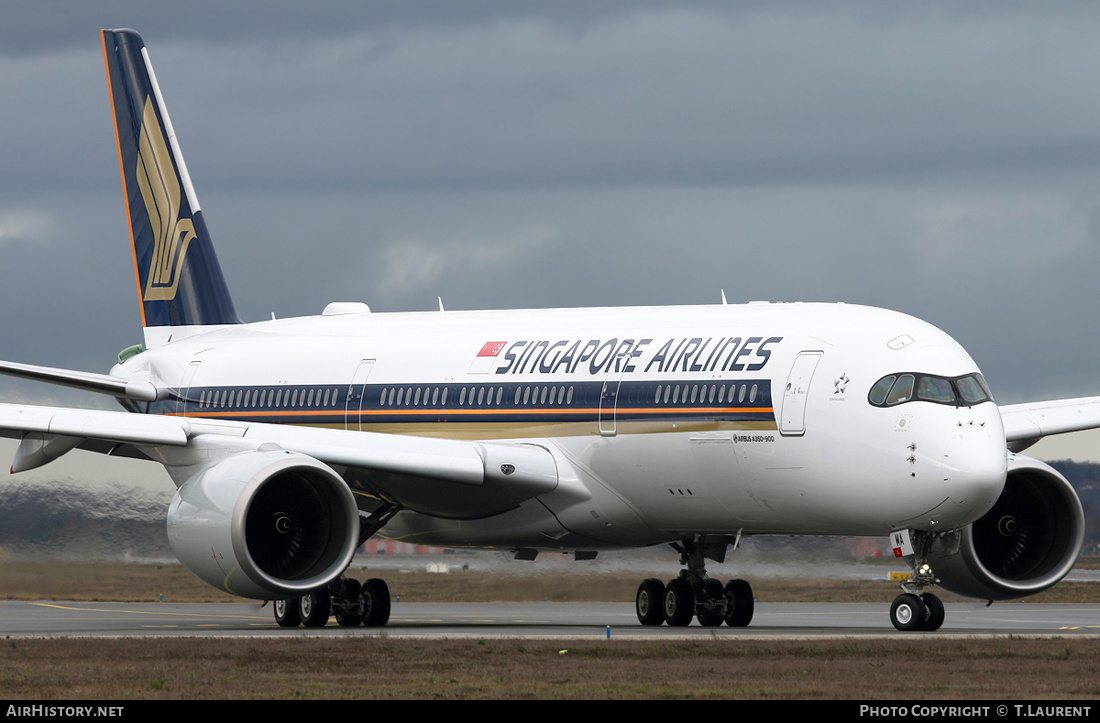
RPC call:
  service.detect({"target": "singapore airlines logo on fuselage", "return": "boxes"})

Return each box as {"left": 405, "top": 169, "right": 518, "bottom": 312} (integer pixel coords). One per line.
{"left": 135, "top": 96, "right": 195, "bottom": 302}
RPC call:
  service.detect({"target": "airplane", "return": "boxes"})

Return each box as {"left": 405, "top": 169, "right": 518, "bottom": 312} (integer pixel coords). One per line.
{"left": 0, "top": 28, "right": 1093, "bottom": 632}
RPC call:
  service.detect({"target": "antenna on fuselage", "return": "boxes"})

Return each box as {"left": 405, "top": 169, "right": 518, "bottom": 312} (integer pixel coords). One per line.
{"left": 720, "top": 289, "right": 728, "bottom": 305}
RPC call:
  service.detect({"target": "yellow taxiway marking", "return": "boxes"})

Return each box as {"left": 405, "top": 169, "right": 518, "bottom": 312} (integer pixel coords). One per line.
{"left": 31, "top": 602, "right": 264, "bottom": 621}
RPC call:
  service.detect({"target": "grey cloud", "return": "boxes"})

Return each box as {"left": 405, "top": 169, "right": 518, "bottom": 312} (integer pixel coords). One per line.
{"left": 3, "top": 1, "right": 1100, "bottom": 411}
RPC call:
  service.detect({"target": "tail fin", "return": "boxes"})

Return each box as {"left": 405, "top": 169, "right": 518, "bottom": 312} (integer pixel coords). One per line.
{"left": 101, "top": 29, "right": 240, "bottom": 337}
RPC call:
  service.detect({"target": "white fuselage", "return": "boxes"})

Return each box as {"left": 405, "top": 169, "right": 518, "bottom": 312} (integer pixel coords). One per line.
{"left": 114, "top": 301, "right": 1008, "bottom": 548}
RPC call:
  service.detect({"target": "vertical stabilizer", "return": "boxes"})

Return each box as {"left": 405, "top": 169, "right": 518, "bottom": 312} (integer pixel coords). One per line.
{"left": 101, "top": 29, "right": 240, "bottom": 336}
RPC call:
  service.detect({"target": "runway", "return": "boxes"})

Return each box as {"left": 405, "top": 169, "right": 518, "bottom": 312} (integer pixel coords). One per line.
{"left": 3, "top": 600, "right": 1100, "bottom": 638}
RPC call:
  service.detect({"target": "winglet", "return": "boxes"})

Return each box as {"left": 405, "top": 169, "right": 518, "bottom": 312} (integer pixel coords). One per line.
{"left": 101, "top": 29, "right": 240, "bottom": 333}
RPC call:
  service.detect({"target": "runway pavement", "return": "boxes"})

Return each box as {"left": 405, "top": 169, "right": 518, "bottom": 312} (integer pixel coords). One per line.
{"left": 3, "top": 600, "right": 1099, "bottom": 638}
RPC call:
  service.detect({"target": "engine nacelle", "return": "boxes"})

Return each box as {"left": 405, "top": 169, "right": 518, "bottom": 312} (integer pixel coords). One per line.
{"left": 928, "top": 455, "right": 1084, "bottom": 601}
{"left": 167, "top": 449, "right": 359, "bottom": 599}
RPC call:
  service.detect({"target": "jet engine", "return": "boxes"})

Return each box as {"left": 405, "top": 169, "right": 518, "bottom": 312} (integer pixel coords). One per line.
{"left": 167, "top": 448, "right": 359, "bottom": 599}
{"left": 928, "top": 455, "right": 1084, "bottom": 600}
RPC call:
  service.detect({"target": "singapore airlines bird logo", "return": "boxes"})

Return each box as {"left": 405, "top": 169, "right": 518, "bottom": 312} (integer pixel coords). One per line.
{"left": 135, "top": 97, "right": 195, "bottom": 302}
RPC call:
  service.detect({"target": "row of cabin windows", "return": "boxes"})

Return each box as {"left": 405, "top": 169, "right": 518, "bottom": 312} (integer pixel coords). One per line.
{"left": 654, "top": 382, "right": 759, "bottom": 406}
{"left": 380, "top": 385, "right": 577, "bottom": 408}
{"left": 198, "top": 386, "right": 343, "bottom": 410}
{"left": 194, "top": 381, "right": 760, "bottom": 413}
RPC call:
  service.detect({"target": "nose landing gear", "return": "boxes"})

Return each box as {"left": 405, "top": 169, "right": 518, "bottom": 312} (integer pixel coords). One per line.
{"left": 890, "top": 590, "right": 945, "bottom": 631}
{"left": 889, "top": 529, "right": 945, "bottom": 631}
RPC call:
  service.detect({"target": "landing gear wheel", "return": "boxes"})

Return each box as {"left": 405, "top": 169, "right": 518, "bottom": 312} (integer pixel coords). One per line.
{"left": 334, "top": 578, "right": 363, "bottom": 627}
{"left": 663, "top": 577, "right": 695, "bottom": 627}
{"left": 921, "top": 593, "right": 944, "bottom": 632}
{"left": 300, "top": 589, "right": 331, "bottom": 628}
{"left": 273, "top": 598, "right": 300, "bottom": 627}
{"left": 696, "top": 579, "right": 725, "bottom": 627}
{"left": 890, "top": 593, "right": 927, "bottom": 632}
{"left": 361, "top": 578, "right": 391, "bottom": 627}
{"left": 723, "top": 578, "right": 754, "bottom": 627}
{"left": 636, "top": 578, "right": 665, "bottom": 626}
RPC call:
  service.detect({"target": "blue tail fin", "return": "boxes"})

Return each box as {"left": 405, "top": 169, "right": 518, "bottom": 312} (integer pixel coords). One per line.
{"left": 101, "top": 29, "right": 240, "bottom": 331}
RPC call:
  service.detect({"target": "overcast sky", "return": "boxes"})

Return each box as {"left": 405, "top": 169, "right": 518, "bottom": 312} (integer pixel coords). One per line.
{"left": 3, "top": 2, "right": 1100, "bottom": 427}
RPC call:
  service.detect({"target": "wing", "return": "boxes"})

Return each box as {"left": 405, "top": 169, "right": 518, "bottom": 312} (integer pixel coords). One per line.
{"left": 999, "top": 396, "right": 1100, "bottom": 452}
{"left": 0, "top": 400, "right": 557, "bottom": 520}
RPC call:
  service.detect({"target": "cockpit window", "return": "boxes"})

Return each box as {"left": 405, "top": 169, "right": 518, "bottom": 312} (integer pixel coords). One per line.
{"left": 956, "top": 374, "right": 994, "bottom": 404}
{"left": 885, "top": 374, "right": 914, "bottom": 405}
{"left": 916, "top": 376, "right": 954, "bottom": 403}
{"left": 869, "top": 372, "right": 994, "bottom": 408}
{"left": 868, "top": 375, "right": 895, "bottom": 405}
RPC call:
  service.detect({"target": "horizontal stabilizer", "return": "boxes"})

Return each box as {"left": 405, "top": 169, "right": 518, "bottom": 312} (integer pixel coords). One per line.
{"left": 0, "top": 359, "right": 161, "bottom": 401}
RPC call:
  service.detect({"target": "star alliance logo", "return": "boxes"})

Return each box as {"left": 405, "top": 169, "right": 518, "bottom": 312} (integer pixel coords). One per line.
{"left": 834, "top": 373, "right": 850, "bottom": 395}
{"left": 135, "top": 96, "right": 196, "bottom": 302}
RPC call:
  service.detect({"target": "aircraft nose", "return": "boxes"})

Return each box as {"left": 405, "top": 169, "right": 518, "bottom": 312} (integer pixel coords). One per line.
{"left": 938, "top": 414, "right": 1007, "bottom": 525}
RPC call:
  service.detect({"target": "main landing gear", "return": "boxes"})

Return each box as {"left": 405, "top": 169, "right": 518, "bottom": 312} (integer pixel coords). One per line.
{"left": 273, "top": 501, "right": 402, "bottom": 629}
{"left": 635, "top": 536, "right": 754, "bottom": 627}
{"left": 274, "top": 576, "right": 392, "bottom": 628}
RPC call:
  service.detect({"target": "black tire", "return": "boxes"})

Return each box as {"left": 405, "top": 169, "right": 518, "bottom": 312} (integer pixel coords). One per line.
{"left": 636, "top": 578, "right": 665, "bottom": 626}
{"left": 696, "top": 579, "right": 725, "bottom": 627}
{"left": 921, "top": 593, "right": 945, "bottom": 632}
{"left": 273, "top": 598, "right": 301, "bottom": 627}
{"left": 334, "top": 578, "right": 364, "bottom": 627}
{"left": 300, "top": 589, "right": 331, "bottom": 628}
{"left": 361, "top": 578, "right": 391, "bottom": 627}
{"left": 890, "top": 593, "right": 927, "bottom": 632}
{"left": 723, "top": 578, "right": 754, "bottom": 627}
{"left": 663, "top": 577, "right": 695, "bottom": 627}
